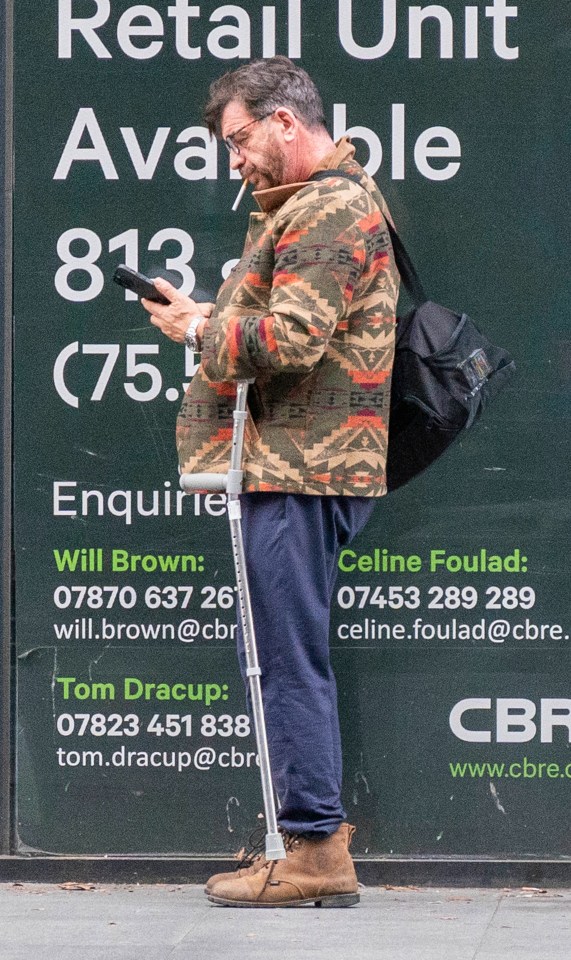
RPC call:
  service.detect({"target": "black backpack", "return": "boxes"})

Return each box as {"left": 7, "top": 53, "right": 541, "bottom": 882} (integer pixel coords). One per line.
{"left": 312, "top": 171, "right": 516, "bottom": 492}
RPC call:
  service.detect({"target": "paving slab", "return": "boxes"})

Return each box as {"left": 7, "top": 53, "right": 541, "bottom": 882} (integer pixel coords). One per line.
{"left": 0, "top": 883, "right": 569, "bottom": 960}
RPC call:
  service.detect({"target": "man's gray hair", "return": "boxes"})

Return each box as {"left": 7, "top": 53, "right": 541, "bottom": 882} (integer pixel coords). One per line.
{"left": 203, "top": 56, "right": 326, "bottom": 137}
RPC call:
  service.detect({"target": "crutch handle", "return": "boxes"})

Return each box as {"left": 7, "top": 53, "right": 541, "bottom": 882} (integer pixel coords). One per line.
{"left": 179, "top": 472, "right": 228, "bottom": 493}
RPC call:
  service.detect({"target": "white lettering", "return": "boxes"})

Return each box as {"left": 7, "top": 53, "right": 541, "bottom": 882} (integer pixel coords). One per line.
{"left": 174, "top": 127, "right": 218, "bottom": 180}
{"left": 54, "top": 108, "right": 118, "bottom": 180}
{"left": 338, "top": 0, "right": 396, "bottom": 60}
{"left": 59, "top": 0, "right": 518, "bottom": 63}
{"left": 120, "top": 127, "right": 171, "bottom": 179}
{"left": 207, "top": 5, "right": 250, "bottom": 60}
{"left": 117, "top": 4, "right": 164, "bottom": 60}
{"left": 409, "top": 5, "right": 454, "bottom": 59}
{"left": 414, "top": 126, "right": 461, "bottom": 181}
{"left": 167, "top": 0, "right": 201, "bottom": 59}
{"left": 334, "top": 103, "right": 461, "bottom": 181}
{"left": 540, "top": 700, "right": 571, "bottom": 744}
{"left": 485, "top": 0, "right": 519, "bottom": 60}
{"left": 107, "top": 491, "right": 133, "bottom": 526}
{"left": 53, "top": 481, "right": 227, "bottom": 523}
{"left": 262, "top": 6, "right": 276, "bottom": 58}
{"left": 496, "top": 698, "right": 536, "bottom": 743}
{"left": 58, "top": 0, "right": 111, "bottom": 59}
{"left": 449, "top": 698, "right": 492, "bottom": 743}
{"left": 53, "top": 106, "right": 462, "bottom": 184}
{"left": 338, "top": 0, "right": 518, "bottom": 61}
{"left": 450, "top": 697, "right": 571, "bottom": 744}
{"left": 288, "top": 0, "right": 301, "bottom": 59}
{"left": 333, "top": 103, "right": 383, "bottom": 176}
{"left": 53, "top": 481, "right": 78, "bottom": 517}
{"left": 465, "top": 5, "right": 479, "bottom": 58}
{"left": 391, "top": 103, "right": 405, "bottom": 180}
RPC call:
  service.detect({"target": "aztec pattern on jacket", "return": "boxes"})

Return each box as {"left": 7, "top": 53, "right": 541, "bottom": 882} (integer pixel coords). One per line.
{"left": 177, "top": 140, "right": 400, "bottom": 497}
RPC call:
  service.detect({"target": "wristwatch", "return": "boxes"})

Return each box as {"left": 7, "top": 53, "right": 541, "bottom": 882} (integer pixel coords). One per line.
{"left": 184, "top": 315, "right": 203, "bottom": 352}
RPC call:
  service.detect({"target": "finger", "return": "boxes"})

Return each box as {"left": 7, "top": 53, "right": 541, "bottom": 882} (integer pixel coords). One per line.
{"left": 141, "top": 296, "right": 162, "bottom": 317}
{"left": 152, "top": 277, "right": 200, "bottom": 314}
{"left": 152, "top": 276, "right": 179, "bottom": 299}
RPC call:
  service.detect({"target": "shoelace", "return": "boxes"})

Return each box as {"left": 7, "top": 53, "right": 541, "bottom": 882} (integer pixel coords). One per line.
{"left": 233, "top": 824, "right": 267, "bottom": 869}
{"left": 282, "top": 830, "right": 303, "bottom": 852}
{"left": 234, "top": 826, "right": 304, "bottom": 874}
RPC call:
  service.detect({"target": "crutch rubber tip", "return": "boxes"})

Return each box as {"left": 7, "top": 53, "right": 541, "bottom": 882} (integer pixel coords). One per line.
{"left": 265, "top": 832, "right": 287, "bottom": 861}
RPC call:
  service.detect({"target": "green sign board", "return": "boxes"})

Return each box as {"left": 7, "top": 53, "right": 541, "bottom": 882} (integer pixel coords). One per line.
{"left": 12, "top": 1, "right": 570, "bottom": 857}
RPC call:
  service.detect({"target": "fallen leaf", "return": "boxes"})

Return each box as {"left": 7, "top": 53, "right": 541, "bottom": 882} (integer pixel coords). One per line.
{"left": 59, "top": 882, "right": 96, "bottom": 892}
{"left": 384, "top": 885, "right": 421, "bottom": 892}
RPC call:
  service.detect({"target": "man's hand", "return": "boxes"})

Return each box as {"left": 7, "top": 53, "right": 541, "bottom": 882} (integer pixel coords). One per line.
{"left": 141, "top": 276, "right": 212, "bottom": 344}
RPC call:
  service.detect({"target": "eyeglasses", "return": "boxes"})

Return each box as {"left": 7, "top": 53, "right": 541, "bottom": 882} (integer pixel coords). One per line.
{"left": 223, "top": 112, "right": 274, "bottom": 155}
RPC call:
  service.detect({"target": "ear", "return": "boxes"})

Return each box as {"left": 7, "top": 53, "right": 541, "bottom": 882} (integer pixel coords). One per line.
{"left": 273, "top": 107, "right": 297, "bottom": 143}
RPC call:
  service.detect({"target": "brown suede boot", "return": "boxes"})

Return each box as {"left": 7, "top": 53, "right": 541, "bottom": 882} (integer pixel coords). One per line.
{"left": 205, "top": 826, "right": 268, "bottom": 894}
{"left": 207, "top": 823, "right": 359, "bottom": 907}
{"left": 205, "top": 852, "right": 267, "bottom": 895}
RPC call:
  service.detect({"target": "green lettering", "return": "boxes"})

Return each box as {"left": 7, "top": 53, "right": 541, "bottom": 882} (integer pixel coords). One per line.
{"left": 56, "top": 677, "right": 77, "bottom": 699}
{"left": 430, "top": 550, "right": 446, "bottom": 571}
{"left": 112, "top": 549, "right": 129, "bottom": 571}
{"left": 205, "top": 683, "right": 222, "bottom": 706}
{"left": 124, "top": 677, "right": 143, "bottom": 700}
{"left": 91, "top": 682, "right": 115, "bottom": 700}
{"left": 338, "top": 549, "right": 356, "bottom": 572}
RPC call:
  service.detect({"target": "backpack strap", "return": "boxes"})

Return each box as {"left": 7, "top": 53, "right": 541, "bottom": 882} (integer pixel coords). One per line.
{"left": 310, "top": 169, "right": 428, "bottom": 307}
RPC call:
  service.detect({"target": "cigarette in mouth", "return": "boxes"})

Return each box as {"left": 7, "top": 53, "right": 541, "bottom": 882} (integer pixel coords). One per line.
{"left": 232, "top": 179, "right": 249, "bottom": 211}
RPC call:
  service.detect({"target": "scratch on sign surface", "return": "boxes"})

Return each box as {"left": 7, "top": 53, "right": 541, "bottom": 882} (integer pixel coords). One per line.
{"left": 490, "top": 781, "right": 507, "bottom": 814}
{"left": 226, "top": 796, "right": 240, "bottom": 833}
{"left": 51, "top": 648, "right": 59, "bottom": 725}
{"left": 352, "top": 753, "right": 371, "bottom": 805}
{"left": 88, "top": 644, "right": 112, "bottom": 680}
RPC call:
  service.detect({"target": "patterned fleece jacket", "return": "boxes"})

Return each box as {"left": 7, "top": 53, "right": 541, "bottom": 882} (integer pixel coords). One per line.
{"left": 176, "top": 138, "right": 399, "bottom": 497}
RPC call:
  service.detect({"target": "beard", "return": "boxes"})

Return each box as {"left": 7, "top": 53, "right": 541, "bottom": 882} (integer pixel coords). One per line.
{"left": 245, "top": 133, "right": 289, "bottom": 190}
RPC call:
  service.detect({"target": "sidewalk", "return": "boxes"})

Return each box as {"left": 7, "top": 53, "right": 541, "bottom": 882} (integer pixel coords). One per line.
{"left": 0, "top": 883, "right": 569, "bottom": 960}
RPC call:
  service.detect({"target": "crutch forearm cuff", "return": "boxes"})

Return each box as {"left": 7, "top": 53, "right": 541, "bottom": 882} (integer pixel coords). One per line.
{"left": 226, "top": 468, "right": 243, "bottom": 494}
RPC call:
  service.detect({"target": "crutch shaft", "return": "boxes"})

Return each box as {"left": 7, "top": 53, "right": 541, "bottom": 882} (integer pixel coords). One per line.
{"left": 180, "top": 379, "right": 286, "bottom": 861}
{"left": 228, "top": 506, "right": 280, "bottom": 840}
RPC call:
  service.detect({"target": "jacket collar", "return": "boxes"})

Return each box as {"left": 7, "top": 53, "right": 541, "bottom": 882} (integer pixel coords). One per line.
{"left": 252, "top": 138, "right": 356, "bottom": 213}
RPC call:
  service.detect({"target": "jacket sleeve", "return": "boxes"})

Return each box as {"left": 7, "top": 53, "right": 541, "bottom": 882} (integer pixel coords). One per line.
{"left": 201, "top": 182, "right": 371, "bottom": 381}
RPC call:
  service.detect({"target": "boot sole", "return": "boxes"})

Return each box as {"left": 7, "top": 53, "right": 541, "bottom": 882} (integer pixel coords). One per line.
{"left": 207, "top": 892, "right": 360, "bottom": 908}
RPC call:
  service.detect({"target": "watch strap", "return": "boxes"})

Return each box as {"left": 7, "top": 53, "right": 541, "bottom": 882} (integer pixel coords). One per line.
{"left": 184, "top": 315, "right": 203, "bottom": 351}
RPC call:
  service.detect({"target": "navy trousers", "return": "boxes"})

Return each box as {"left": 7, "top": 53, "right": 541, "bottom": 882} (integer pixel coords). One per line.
{"left": 237, "top": 493, "right": 375, "bottom": 837}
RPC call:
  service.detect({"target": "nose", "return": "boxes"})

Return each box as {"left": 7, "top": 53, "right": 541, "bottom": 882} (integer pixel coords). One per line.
{"left": 229, "top": 150, "right": 245, "bottom": 172}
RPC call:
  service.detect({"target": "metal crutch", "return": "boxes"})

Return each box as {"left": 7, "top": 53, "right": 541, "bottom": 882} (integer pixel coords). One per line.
{"left": 179, "top": 380, "right": 287, "bottom": 861}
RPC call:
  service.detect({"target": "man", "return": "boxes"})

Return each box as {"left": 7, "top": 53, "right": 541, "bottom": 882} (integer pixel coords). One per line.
{"left": 142, "top": 56, "right": 399, "bottom": 907}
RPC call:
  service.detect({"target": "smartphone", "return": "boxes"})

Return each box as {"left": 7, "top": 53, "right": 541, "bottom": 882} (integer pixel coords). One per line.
{"left": 112, "top": 265, "right": 170, "bottom": 304}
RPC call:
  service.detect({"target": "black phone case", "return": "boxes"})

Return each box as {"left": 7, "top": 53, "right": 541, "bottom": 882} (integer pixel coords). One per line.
{"left": 112, "top": 265, "right": 170, "bottom": 304}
